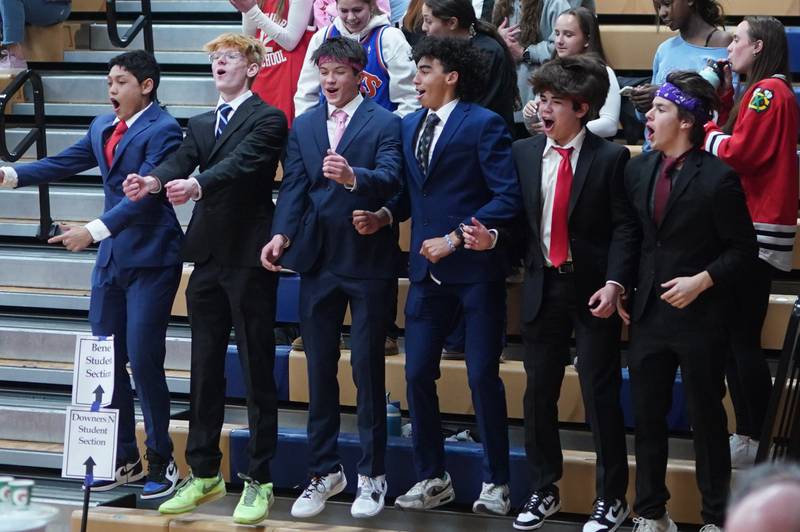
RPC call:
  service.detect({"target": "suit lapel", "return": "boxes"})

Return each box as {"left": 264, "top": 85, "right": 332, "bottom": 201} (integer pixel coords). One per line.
{"left": 639, "top": 152, "right": 661, "bottom": 229}
{"left": 568, "top": 132, "right": 596, "bottom": 219}
{"left": 522, "top": 135, "right": 546, "bottom": 235}
{"left": 335, "top": 100, "right": 373, "bottom": 156}
{"left": 107, "top": 103, "right": 160, "bottom": 174}
{"left": 426, "top": 101, "right": 467, "bottom": 180}
{"left": 404, "top": 110, "right": 427, "bottom": 186}
{"left": 660, "top": 149, "right": 701, "bottom": 227}
{"left": 95, "top": 115, "right": 116, "bottom": 177}
{"left": 311, "top": 104, "right": 330, "bottom": 155}
{"left": 208, "top": 95, "right": 256, "bottom": 161}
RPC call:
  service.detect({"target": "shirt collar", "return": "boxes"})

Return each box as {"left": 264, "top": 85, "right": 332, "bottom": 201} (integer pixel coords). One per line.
{"left": 216, "top": 90, "right": 253, "bottom": 113}
{"left": 327, "top": 93, "right": 364, "bottom": 119}
{"left": 112, "top": 101, "right": 153, "bottom": 128}
{"left": 543, "top": 127, "right": 587, "bottom": 158}
{"left": 426, "top": 98, "right": 459, "bottom": 126}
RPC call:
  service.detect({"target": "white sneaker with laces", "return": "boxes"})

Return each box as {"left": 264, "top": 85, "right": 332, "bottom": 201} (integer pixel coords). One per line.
{"left": 472, "top": 482, "right": 510, "bottom": 515}
{"left": 583, "top": 498, "right": 630, "bottom": 532}
{"left": 290, "top": 466, "right": 347, "bottom": 518}
{"left": 730, "top": 433, "right": 758, "bottom": 468}
{"left": 631, "top": 513, "right": 678, "bottom": 532}
{"left": 698, "top": 525, "right": 723, "bottom": 532}
{"left": 394, "top": 471, "right": 455, "bottom": 510}
{"left": 350, "top": 474, "right": 387, "bottom": 518}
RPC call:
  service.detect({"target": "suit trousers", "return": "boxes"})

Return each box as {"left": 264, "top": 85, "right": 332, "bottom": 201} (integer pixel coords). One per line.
{"left": 89, "top": 257, "right": 181, "bottom": 462}
{"left": 521, "top": 270, "right": 628, "bottom": 499}
{"left": 404, "top": 279, "right": 510, "bottom": 484}
{"left": 185, "top": 257, "right": 278, "bottom": 482}
{"left": 628, "top": 297, "right": 730, "bottom": 525}
{"left": 725, "top": 257, "right": 775, "bottom": 439}
{"left": 300, "top": 269, "right": 391, "bottom": 477}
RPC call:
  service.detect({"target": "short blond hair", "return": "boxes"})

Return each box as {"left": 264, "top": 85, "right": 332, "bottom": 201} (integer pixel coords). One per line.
{"left": 204, "top": 33, "right": 266, "bottom": 66}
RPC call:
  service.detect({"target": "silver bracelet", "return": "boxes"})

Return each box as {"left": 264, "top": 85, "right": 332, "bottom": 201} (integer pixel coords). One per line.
{"left": 444, "top": 233, "right": 456, "bottom": 251}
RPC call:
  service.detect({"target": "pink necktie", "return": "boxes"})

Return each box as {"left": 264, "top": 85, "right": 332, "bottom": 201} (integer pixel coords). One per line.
{"left": 331, "top": 109, "right": 347, "bottom": 151}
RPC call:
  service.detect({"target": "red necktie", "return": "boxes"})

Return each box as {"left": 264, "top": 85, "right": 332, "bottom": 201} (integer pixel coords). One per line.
{"left": 549, "top": 146, "right": 574, "bottom": 267}
{"left": 652, "top": 154, "right": 686, "bottom": 226}
{"left": 104, "top": 120, "right": 128, "bottom": 167}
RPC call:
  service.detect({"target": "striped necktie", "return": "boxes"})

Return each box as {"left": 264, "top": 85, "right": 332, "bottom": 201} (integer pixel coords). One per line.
{"left": 215, "top": 103, "right": 232, "bottom": 139}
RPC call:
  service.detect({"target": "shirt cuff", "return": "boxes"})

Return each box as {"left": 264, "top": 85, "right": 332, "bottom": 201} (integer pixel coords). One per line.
{"left": 606, "top": 280, "right": 625, "bottom": 294}
{"left": 188, "top": 177, "right": 202, "bottom": 201}
{"left": 379, "top": 206, "right": 393, "bottom": 226}
{"left": 488, "top": 228, "right": 499, "bottom": 250}
{"left": 344, "top": 176, "right": 357, "bottom": 191}
{"left": 280, "top": 234, "right": 291, "bottom": 248}
{"left": 1, "top": 166, "right": 19, "bottom": 188}
{"left": 85, "top": 219, "right": 112, "bottom": 242}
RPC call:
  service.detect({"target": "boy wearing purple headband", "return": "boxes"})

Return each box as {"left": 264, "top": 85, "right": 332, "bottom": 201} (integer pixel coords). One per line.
{"left": 621, "top": 71, "right": 756, "bottom": 532}
{"left": 262, "top": 35, "right": 403, "bottom": 520}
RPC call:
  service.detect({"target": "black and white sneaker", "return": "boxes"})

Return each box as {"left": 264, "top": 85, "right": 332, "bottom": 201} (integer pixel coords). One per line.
{"left": 583, "top": 498, "right": 630, "bottom": 532}
{"left": 513, "top": 488, "right": 561, "bottom": 530}
{"left": 86, "top": 456, "right": 145, "bottom": 491}
{"left": 394, "top": 471, "right": 455, "bottom": 511}
{"left": 141, "top": 449, "right": 179, "bottom": 500}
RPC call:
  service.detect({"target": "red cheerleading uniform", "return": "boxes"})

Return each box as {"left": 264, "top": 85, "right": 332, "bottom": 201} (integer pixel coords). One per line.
{"left": 251, "top": 0, "right": 314, "bottom": 128}
{"left": 705, "top": 76, "right": 800, "bottom": 271}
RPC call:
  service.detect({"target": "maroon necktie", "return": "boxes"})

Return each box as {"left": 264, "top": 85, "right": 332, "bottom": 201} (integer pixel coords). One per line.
{"left": 104, "top": 120, "right": 128, "bottom": 167}
{"left": 549, "top": 146, "right": 574, "bottom": 267}
{"left": 652, "top": 153, "right": 688, "bottom": 226}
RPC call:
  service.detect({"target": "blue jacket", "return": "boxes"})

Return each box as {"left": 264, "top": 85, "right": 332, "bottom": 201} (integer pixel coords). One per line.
{"left": 272, "top": 98, "right": 403, "bottom": 278}
{"left": 388, "top": 101, "right": 522, "bottom": 283}
{"left": 15, "top": 103, "right": 184, "bottom": 268}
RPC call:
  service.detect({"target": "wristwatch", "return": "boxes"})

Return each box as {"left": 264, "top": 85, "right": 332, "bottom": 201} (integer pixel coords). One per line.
{"left": 454, "top": 224, "right": 465, "bottom": 245}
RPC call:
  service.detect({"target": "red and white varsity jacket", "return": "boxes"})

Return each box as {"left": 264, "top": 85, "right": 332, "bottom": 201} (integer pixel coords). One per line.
{"left": 705, "top": 75, "right": 800, "bottom": 272}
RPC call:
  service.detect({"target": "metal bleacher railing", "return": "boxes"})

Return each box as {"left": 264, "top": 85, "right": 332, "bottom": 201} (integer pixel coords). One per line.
{"left": 0, "top": 69, "right": 57, "bottom": 241}
{"left": 758, "top": 296, "right": 800, "bottom": 462}
{"left": 106, "top": 0, "right": 154, "bottom": 54}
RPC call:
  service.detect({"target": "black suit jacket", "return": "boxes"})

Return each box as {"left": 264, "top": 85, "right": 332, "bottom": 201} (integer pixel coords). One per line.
{"left": 625, "top": 149, "right": 757, "bottom": 322}
{"left": 514, "top": 131, "right": 638, "bottom": 324}
{"left": 151, "top": 95, "right": 288, "bottom": 267}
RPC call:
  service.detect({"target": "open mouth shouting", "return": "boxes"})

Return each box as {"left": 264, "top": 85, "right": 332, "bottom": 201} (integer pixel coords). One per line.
{"left": 110, "top": 97, "right": 121, "bottom": 113}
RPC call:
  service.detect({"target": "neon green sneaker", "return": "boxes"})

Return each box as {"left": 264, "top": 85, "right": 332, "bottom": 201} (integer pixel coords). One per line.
{"left": 233, "top": 473, "right": 274, "bottom": 525}
{"left": 158, "top": 473, "right": 226, "bottom": 514}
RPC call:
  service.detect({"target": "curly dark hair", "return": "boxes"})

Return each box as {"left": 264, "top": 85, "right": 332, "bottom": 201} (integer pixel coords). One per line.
{"left": 530, "top": 54, "right": 609, "bottom": 125}
{"left": 412, "top": 36, "right": 487, "bottom": 102}
{"left": 664, "top": 70, "right": 720, "bottom": 146}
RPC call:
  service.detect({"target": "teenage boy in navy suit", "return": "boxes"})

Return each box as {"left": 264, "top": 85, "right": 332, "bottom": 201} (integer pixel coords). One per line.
{"left": 261, "top": 36, "right": 403, "bottom": 520}
{"left": 0, "top": 50, "right": 183, "bottom": 499}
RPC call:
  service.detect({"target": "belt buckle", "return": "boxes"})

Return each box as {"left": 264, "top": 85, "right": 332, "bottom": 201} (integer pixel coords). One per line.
{"left": 556, "top": 262, "right": 574, "bottom": 274}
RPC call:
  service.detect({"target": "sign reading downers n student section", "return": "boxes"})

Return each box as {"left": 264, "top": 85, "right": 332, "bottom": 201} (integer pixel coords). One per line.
{"left": 71, "top": 335, "right": 114, "bottom": 407}
{"left": 62, "top": 406, "right": 118, "bottom": 481}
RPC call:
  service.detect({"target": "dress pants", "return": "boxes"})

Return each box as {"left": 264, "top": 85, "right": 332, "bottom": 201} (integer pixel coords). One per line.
{"left": 628, "top": 296, "right": 730, "bottom": 525}
{"left": 404, "top": 279, "right": 510, "bottom": 484}
{"left": 184, "top": 257, "right": 278, "bottom": 482}
{"left": 300, "top": 269, "right": 391, "bottom": 477}
{"left": 89, "top": 257, "right": 181, "bottom": 462}
{"left": 521, "top": 269, "right": 628, "bottom": 499}
{"left": 725, "top": 257, "right": 774, "bottom": 439}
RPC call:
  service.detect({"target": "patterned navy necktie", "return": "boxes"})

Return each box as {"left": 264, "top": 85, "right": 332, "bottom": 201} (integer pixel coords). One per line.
{"left": 416, "top": 113, "right": 440, "bottom": 174}
{"left": 215, "top": 103, "right": 232, "bottom": 139}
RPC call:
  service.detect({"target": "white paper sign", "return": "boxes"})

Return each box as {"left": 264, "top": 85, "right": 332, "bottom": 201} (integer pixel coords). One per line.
{"left": 72, "top": 335, "right": 114, "bottom": 407}
{"left": 61, "top": 406, "right": 119, "bottom": 481}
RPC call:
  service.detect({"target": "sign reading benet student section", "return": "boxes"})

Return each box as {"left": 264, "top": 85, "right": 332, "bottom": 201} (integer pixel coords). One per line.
{"left": 71, "top": 335, "right": 114, "bottom": 408}
{"left": 62, "top": 406, "right": 118, "bottom": 481}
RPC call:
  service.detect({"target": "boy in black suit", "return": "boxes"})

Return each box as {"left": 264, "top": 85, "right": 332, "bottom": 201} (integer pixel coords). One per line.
{"left": 509, "top": 55, "right": 637, "bottom": 532}
{"left": 622, "top": 71, "right": 756, "bottom": 532}
{"left": 124, "top": 33, "right": 288, "bottom": 525}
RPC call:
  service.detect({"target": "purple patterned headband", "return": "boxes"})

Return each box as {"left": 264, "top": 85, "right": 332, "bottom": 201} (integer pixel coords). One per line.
{"left": 655, "top": 82, "right": 710, "bottom": 123}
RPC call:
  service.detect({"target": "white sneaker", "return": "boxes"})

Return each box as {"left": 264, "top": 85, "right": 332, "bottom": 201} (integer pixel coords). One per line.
{"left": 631, "top": 513, "right": 678, "bottom": 532}
{"left": 350, "top": 474, "right": 387, "bottom": 518}
{"left": 290, "top": 466, "right": 347, "bottom": 518}
{"left": 730, "top": 433, "right": 758, "bottom": 468}
{"left": 699, "top": 525, "right": 723, "bottom": 532}
{"left": 583, "top": 498, "right": 630, "bottom": 532}
{"left": 472, "top": 482, "right": 510, "bottom": 515}
{"left": 394, "top": 471, "right": 455, "bottom": 510}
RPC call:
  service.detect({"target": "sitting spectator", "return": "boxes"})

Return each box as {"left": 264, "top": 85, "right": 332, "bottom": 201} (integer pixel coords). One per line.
{"left": 314, "top": 0, "right": 389, "bottom": 28}
{"left": 0, "top": 0, "right": 71, "bottom": 71}
{"left": 726, "top": 462, "right": 800, "bottom": 532}
{"left": 232, "top": 0, "right": 315, "bottom": 126}
{"left": 522, "top": 7, "right": 620, "bottom": 139}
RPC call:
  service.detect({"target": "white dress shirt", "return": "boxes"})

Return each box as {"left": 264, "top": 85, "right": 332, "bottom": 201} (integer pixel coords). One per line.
{"left": 0, "top": 102, "right": 154, "bottom": 243}
{"left": 540, "top": 128, "right": 586, "bottom": 266}
{"left": 414, "top": 98, "right": 459, "bottom": 165}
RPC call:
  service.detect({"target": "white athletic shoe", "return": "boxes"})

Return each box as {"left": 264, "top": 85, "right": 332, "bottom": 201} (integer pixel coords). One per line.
{"left": 631, "top": 513, "right": 678, "bottom": 532}
{"left": 394, "top": 471, "right": 455, "bottom": 510}
{"left": 472, "top": 482, "right": 510, "bottom": 515}
{"left": 730, "top": 433, "right": 758, "bottom": 468}
{"left": 290, "top": 465, "right": 347, "bottom": 518}
{"left": 350, "top": 474, "right": 387, "bottom": 518}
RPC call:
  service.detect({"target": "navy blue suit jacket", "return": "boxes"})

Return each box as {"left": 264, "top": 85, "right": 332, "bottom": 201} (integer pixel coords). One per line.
{"left": 387, "top": 101, "right": 522, "bottom": 283}
{"left": 272, "top": 98, "right": 403, "bottom": 278}
{"left": 15, "top": 103, "right": 184, "bottom": 268}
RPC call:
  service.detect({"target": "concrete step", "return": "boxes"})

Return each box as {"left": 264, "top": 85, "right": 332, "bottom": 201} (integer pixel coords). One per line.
{"left": 22, "top": 74, "right": 217, "bottom": 106}
{"left": 89, "top": 23, "right": 238, "bottom": 52}
{"left": 2, "top": 128, "right": 89, "bottom": 160}
{"left": 63, "top": 49, "right": 210, "bottom": 65}
{"left": 115, "top": 0, "right": 237, "bottom": 12}
{"left": 0, "top": 185, "right": 194, "bottom": 226}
